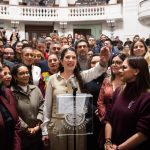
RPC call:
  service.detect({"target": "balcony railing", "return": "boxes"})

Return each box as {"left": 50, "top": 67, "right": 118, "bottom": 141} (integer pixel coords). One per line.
{"left": 138, "top": 0, "right": 150, "bottom": 24}
{"left": 0, "top": 4, "right": 122, "bottom": 22}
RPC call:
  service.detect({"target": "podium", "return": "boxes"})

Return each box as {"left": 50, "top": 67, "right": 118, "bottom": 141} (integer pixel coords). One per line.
{"left": 56, "top": 94, "right": 93, "bottom": 136}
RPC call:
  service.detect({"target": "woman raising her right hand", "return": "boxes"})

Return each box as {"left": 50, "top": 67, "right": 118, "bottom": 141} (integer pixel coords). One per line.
{"left": 42, "top": 47, "right": 111, "bottom": 150}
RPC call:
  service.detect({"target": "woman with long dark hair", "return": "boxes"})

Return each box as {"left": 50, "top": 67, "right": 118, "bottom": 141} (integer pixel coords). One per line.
{"left": 0, "top": 59, "right": 21, "bottom": 150}
{"left": 105, "top": 56, "right": 150, "bottom": 150}
{"left": 42, "top": 47, "right": 110, "bottom": 150}
{"left": 97, "top": 53, "right": 127, "bottom": 121}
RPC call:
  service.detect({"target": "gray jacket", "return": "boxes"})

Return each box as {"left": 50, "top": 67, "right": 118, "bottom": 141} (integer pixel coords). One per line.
{"left": 12, "top": 85, "right": 44, "bottom": 130}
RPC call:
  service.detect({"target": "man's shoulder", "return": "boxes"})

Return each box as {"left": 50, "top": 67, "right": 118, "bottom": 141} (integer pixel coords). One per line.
{"left": 3, "top": 59, "right": 15, "bottom": 69}
{"left": 38, "top": 60, "right": 49, "bottom": 72}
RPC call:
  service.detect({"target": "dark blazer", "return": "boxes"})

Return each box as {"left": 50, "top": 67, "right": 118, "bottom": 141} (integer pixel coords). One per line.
{"left": 0, "top": 88, "right": 21, "bottom": 150}
{"left": 38, "top": 60, "right": 49, "bottom": 72}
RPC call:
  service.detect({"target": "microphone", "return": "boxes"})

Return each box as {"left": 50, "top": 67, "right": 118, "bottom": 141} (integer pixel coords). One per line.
{"left": 70, "top": 78, "right": 78, "bottom": 91}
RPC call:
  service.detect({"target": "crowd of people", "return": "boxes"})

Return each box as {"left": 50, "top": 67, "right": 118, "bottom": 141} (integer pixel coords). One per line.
{"left": 0, "top": 30, "right": 150, "bottom": 150}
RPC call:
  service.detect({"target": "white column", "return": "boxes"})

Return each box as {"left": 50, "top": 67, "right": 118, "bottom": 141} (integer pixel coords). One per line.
{"left": 59, "top": 0, "right": 68, "bottom": 7}
{"left": 109, "top": 0, "right": 117, "bottom": 4}
{"left": 68, "top": 0, "right": 76, "bottom": 5}
{"left": 9, "top": 0, "right": 19, "bottom": 5}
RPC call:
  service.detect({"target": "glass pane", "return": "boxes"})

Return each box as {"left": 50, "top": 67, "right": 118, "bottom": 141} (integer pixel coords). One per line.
{"left": 56, "top": 94, "right": 93, "bottom": 136}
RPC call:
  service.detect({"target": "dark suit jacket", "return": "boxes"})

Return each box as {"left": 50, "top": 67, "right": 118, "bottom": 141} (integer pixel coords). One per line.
{"left": 0, "top": 88, "right": 21, "bottom": 150}
{"left": 38, "top": 60, "right": 49, "bottom": 72}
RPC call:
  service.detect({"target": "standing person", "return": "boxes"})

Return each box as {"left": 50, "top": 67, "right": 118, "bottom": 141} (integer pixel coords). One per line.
{"left": 130, "top": 39, "right": 147, "bottom": 57}
{"left": 42, "top": 47, "right": 110, "bottom": 150}
{"left": 3, "top": 45, "right": 15, "bottom": 62}
{"left": 105, "top": 56, "right": 150, "bottom": 150}
{"left": 11, "top": 64, "right": 44, "bottom": 150}
{"left": 45, "top": 36, "right": 52, "bottom": 53}
{"left": 75, "top": 39, "right": 91, "bottom": 70}
{"left": 132, "top": 35, "right": 140, "bottom": 42}
{"left": 0, "top": 60, "right": 21, "bottom": 150}
{"left": 145, "top": 34, "right": 150, "bottom": 48}
{"left": 0, "top": 40, "right": 15, "bottom": 69}
{"left": 39, "top": 53, "right": 60, "bottom": 96}
{"left": 97, "top": 53, "right": 126, "bottom": 149}
{"left": 36, "top": 38, "right": 48, "bottom": 59}
{"left": 67, "top": 34, "right": 73, "bottom": 47}
{"left": 85, "top": 54, "right": 106, "bottom": 150}
{"left": 60, "top": 36, "right": 69, "bottom": 47}
{"left": 88, "top": 36, "right": 100, "bottom": 54}
{"left": 21, "top": 47, "right": 41, "bottom": 86}
{"left": 130, "top": 39, "right": 150, "bottom": 67}
{"left": 33, "top": 50, "right": 44, "bottom": 65}
{"left": 14, "top": 41, "right": 23, "bottom": 63}
{"left": 96, "top": 34, "right": 108, "bottom": 49}
{"left": 1, "top": 64, "right": 12, "bottom": 87}
{"left": 38, "top": 41, "right": 61, "bottom": 74}
{"left": 122, "top": 43, "right": 130, "bottom": 56}
{"left": 50, "top": 41, "right": 61, "bottom": 56}
{"left": 10, "top": 31, "right": 20, "bottom": 48}
{"left": 97, "top": 53, "right": 126, "bottom": 121}
{"left": 104, "top": 39, "right": 118, "bottom": 57}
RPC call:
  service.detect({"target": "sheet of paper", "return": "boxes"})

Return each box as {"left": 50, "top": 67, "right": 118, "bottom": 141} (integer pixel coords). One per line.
{"left": 56, "top": 94, "right": 92, "bottom": 114}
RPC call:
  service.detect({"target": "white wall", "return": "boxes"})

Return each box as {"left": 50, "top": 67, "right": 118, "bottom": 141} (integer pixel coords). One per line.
{"left": 121, "top": 0, "right": 150, "bottom": 41}
{"left": 101, "top": 0, "right": 150, "bottom": 42}
{"left": 2, "top": 0, "right": 150, "bottom": 41}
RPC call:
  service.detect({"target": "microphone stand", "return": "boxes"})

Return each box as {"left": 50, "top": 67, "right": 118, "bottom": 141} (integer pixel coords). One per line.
{"left": 73, "top": 88, "right": 77, "bottom": 150}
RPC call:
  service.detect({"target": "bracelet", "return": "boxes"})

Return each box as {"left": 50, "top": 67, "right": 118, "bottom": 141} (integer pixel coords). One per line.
{"left": 105, "top": 138, "right": 112, "bottom": 145}
{"left": 104, "top": 139, "right": 112, "bottom": 150}
{"left": 116, "top": 146, "right": 120, "bottom": 150}
{"left": 105, "top": 138, "right": 111, "bottom": 143}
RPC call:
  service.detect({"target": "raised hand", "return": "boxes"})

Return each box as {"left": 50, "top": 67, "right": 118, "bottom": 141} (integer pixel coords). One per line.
{"left": 99, "top": 46, "right": 111, "bottom": 67}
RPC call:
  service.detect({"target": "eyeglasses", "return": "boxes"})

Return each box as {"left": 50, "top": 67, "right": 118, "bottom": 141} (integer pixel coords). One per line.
{"left": 112, "top": 60, "right": 123, "bottom": 65}
{"left": 77, "top": 45, "right": 87, "bottom": 49}
{"left": 17, "top": 71, "right": 29, "bottom": 76}
{"left": 53, "top": 47, "right": 61, "bottom": 50}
